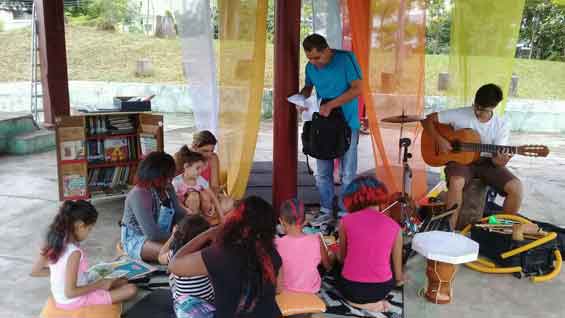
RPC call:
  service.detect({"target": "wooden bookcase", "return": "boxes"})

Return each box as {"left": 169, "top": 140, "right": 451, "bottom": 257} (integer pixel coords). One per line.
{"left": 55, "top": 112, "right": 164, "bottom": 201}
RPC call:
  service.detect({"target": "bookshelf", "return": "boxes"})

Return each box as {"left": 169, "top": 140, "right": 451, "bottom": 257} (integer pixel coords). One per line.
{"left": 55, "top": 112, "right": 164, "bottom": 201}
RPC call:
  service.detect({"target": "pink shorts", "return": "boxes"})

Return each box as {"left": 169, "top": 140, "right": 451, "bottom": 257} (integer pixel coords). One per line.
{"left": 56, "top": 289, "right": 112, "bottom": 310}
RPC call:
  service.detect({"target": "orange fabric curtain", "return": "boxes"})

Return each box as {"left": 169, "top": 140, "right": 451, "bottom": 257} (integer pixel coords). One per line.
{"left": 347, "top": 0, "right": 428, "bottom": 199}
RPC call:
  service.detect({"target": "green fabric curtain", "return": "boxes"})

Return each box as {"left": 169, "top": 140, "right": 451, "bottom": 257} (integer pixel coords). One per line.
{"left": 448, "top": 0, "right": 525, "bottom": 115}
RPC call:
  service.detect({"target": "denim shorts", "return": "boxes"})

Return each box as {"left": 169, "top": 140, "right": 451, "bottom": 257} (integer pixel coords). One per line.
{"left": 121, "top": 226, "right": 146, "bottom": 260}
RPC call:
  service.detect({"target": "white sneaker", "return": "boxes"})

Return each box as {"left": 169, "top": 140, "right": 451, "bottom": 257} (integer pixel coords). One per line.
{"left": 310, "top": 213, "right": 334, "bottom": 227}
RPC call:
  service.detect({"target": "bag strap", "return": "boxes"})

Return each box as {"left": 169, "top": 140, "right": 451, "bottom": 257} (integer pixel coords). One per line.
{"left": 305, "top": 155, "right": 314, "bottom": 175}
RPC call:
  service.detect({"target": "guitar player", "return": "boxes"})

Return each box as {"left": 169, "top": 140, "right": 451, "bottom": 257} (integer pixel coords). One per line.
{"left": 422, "top": 83, "right": 523, "bottom": 230}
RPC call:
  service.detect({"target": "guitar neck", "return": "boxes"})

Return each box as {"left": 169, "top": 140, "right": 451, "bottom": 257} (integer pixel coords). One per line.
{"left": 459, "top": 143, "right": 517, "bottom": 154}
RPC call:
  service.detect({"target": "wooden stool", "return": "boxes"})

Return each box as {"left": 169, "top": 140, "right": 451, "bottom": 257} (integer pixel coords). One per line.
{"left": 457, "top": 178, "right": 488, "bottom": 230}
{"left": 40, "top": 296, "right": 121, "bottom": 318}
{"left": 276, "top": 292, "right": 326, "bottom": 317}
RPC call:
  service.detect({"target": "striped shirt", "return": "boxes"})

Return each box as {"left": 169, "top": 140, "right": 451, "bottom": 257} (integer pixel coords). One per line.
{"left": 168, "top": 251, "right": 215, "bottom": 302}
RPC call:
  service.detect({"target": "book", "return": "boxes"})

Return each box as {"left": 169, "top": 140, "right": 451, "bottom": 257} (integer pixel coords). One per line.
{"left": 87, "top": 257, "right": 157, "bottom": 282}
{"left": 104, "top": 138, "right": 129, "bottom": 162}
{"left": 60, "top": 140, "right": 85, "bottom": 161}
{"left": 139, "top": 133, "right": 157, "bottom": 157}
{"left": 63, "top": 174, "right": 87, "bottom": 198}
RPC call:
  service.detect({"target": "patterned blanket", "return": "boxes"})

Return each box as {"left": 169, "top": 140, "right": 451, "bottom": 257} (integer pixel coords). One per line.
{"left": 319, "top": 275, "right": 404, "bottom": 318}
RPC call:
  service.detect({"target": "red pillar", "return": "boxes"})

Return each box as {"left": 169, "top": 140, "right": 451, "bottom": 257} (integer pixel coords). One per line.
{"left": 273, "top": 0, "right": 301, "bottom": 211}
{"left": 36, "top": 0, "right": 70, "bottom": 127}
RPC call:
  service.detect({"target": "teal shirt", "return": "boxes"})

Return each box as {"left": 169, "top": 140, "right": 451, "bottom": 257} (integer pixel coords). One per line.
{"left": 305, "top": 49, "right": 362, "bottom": 129}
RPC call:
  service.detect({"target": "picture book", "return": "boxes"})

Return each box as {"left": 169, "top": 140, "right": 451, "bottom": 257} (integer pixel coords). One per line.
{"left": 139, "top": 133, "right": 158, "bottom": 156}
{"left": 87, "top": 257, "right": 157, "bottom": 282}
{"left": 104, "top": 138, "right": 129, "bottom": 162}
{"left": 60, "top": 140, "right": 85, "bottom": 161}
{"left": 63, "top": 174, "right": 87, "bottom": 198}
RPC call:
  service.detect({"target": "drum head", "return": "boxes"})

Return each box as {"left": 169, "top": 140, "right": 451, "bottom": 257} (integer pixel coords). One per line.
{"left": 412, "top": 231, "right": 479, "bottom": 264}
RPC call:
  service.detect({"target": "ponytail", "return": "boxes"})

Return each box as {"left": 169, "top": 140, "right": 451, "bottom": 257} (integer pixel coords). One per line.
{"left": 42, "top": 200, "right": 98, "bottom": 263}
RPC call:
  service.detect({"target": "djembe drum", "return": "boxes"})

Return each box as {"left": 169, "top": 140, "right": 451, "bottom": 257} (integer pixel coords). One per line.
{"left": 412, "top": 231, "right": 479, "bottom": 304}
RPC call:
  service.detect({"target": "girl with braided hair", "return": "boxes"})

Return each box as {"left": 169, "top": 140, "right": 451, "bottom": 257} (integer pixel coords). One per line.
{"left": 31, "top": 200, "right": 137, "bottom": 309}
{"left": 276, "top": 198, "right": 332, "bottom": 294}
{"left": 169, "top": 196, "right": 282, "bottom": 318}
{"left": 337, "top": 176, "right": 405, "bottom": 312}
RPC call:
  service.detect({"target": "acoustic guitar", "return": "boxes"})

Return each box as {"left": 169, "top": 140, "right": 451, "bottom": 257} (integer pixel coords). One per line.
{"left": 421, "top": 122, "right": 549, "bottom": 167}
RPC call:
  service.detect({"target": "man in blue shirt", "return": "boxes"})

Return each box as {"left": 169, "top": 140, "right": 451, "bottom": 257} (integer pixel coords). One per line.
{"left": 299, "top": 34, "right": 362, "bottom": 225}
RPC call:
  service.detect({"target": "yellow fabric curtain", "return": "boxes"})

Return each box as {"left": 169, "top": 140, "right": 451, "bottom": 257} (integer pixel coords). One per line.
{"left": 348, "top": 0, "right": 428, "bottom": 199}
{"left": 217, "top": 0, "right": 268, "bottom": 199}
{"left": 448, "top": 0, "right": 525, "bottom": 114}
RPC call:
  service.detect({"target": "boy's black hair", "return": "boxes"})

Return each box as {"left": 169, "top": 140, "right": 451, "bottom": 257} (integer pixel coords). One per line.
{"left": 474, "top": 83, "right": 503, "bottom": 108}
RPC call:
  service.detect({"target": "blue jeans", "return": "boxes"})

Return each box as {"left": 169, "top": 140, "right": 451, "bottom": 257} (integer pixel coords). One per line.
{"left": 315, "top": 129, "right": 359, "bottom": 214}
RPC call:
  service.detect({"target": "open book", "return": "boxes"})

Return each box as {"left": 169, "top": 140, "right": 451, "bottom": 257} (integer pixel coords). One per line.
{"left": 87, "top": 257, "right": 157, "bottom": 282}
{"left": 287, "top": 94, "right": 321, "bottom": 121}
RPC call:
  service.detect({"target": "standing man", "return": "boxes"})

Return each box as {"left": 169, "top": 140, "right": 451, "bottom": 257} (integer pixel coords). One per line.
{"left": 299, "top": 34, "right": 363, "bottom": 226}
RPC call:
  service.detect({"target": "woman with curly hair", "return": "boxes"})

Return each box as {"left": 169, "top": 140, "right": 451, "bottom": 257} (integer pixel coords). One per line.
{"left": 169, "top": 196, "right": 281, "bottom": 318}
{"left": 337, "top": 176, "right": 405, "bottom": 312}
{"left": 120, "top": 151, "right": 185, "bottom": 262}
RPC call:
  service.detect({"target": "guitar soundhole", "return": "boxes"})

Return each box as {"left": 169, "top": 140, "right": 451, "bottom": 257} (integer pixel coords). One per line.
{"left": 452, "top": 140, "right": 461, "bottom": 153}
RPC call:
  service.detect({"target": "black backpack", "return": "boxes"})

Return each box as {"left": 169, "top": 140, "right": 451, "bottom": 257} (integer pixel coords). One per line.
{"left": 301, "top": 108, "right": 351, "bottom": 161}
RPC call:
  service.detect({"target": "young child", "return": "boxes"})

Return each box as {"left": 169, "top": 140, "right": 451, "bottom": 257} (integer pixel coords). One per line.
{"left": 172, "top": 146, "right": 225, "bottom": 225}
{"left": 158, "top": 215, "right": 215, "bottom": 317}
{"left": 338, "top": 176, "right": 405, "bottom": 312}
{"left": 31, "top": 200, "right": 137, "bottom": 309}
{"left": 276, "top": 199, "right": 332, "bottom": 294}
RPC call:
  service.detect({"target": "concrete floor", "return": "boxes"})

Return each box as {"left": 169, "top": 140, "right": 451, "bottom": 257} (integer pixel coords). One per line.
{"left": 1, "top": 113, "right": 565, "bottom": 318}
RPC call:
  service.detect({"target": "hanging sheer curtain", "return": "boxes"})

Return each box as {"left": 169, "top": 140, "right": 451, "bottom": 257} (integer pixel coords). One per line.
{"left": 217, "top": 0, "right": 268, "bottom": 198}
{"left": 176, "top": 0, "right": 219, "bottom": 132}
{"left": 448, "top": 0, "right": 525, "bottom": 115}
{"left": 348, "top": 0, "right": 428, "bottom": 199}
{"left": 311, "top": 0, "right": 343, "bottom": 49}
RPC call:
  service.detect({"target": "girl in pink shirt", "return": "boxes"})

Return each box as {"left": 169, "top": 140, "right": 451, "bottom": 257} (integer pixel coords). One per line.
{"left": 276, "top": 199, "right": 332, "bottom": 293}
{"left": 338, "top": 176, "right": 405, "bottom": 311}
{"left": 30, "top": 200, "right": 137, "bottom": 309}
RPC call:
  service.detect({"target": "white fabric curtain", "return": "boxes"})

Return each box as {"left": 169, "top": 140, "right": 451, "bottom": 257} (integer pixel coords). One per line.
{"left": 312, "top": 0, "right": 343, "bottom": 49}
{"left": 176, "top": 0, "right": 219, "bottom": 133}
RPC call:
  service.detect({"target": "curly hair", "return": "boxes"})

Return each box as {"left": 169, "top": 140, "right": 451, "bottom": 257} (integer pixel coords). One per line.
{"left": 342, "top": 176, "right": 389, "bottom": 213}
{"left": 135, "top": 151, "right": 176, "bottom": 190}
{"left": 170, "top": 215, "right": 211, "bottom": 255}
{"left": 42, "top": 200, "right": 98, "bottom": 263}
{"left": 216, "top": 196, "right": 277, "bottom": 314}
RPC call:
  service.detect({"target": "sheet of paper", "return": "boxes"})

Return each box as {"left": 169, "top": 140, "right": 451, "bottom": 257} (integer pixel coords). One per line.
{"left": 287, "top": 94, "right": 320, "bottom": 121}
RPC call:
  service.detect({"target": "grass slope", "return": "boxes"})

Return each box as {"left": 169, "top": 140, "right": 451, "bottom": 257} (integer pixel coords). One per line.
{"left": 1, "top": 26, "right": 564, "bottom": 99}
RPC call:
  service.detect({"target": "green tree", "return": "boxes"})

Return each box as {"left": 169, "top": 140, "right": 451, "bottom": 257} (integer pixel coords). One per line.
{"left": 426, "top": 0, "right": 451, "bottom": 55}
{"left": 87, "top": 0, "right": 139, "bottom": 30}
{"left": 519, "top": 0, "right": 565, "bottom": 60}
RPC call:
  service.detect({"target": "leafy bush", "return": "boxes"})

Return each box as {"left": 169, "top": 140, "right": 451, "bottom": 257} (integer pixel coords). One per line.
{"left": 86, "top": 0, "right": 140, "bottom": 31}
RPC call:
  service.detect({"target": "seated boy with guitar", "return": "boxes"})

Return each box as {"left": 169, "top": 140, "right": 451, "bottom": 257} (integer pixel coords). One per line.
{"left": 422, "top": 83, "right": 523, "bottom": 230}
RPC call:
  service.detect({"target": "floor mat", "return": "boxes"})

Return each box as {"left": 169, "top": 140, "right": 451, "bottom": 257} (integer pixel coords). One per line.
{"left": 319, "top": 275, "right": 404, "bottom": 318}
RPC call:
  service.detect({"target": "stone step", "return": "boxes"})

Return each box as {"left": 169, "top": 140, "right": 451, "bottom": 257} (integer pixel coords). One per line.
{"left": 7, "top": 128, "right": 55, "bottom": 155}
{"left": 0, "top": 112, "right": 38, "bottom": 138}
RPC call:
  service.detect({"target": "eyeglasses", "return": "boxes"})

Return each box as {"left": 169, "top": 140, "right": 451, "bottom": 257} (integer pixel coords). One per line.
{"left": 473, "top": 104, "right": 494, "bottom": 115}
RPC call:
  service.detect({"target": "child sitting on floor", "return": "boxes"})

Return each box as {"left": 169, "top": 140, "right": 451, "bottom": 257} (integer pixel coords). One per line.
{"left": 337, "top": 176, "right": 405, "bottom": 312}
{"left": 31, "top": 200, "right": 137, "bottom": 310}
{"left": 172, "top": 146, "right": 226, "bottom": 225}
{"left": 158, "top": 215, "right": 215, "bottom": 313}
{"left": 276, "top": 198, "right": 333, "bottom": 294}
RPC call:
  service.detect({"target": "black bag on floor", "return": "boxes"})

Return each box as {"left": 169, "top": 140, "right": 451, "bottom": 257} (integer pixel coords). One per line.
{"left": 302, "top": 108, "right": 351, "bottom": 161}
{"left": 471, "top": 227, "right": 558, "bottom": 277}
